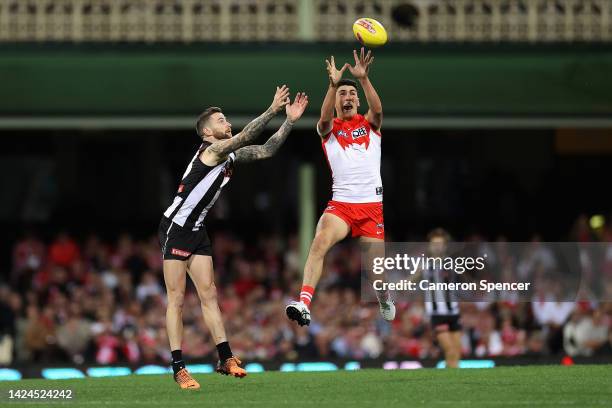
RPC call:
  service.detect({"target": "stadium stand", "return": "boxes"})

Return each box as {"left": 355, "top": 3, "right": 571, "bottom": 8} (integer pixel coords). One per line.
{"left": 2, "top": 217, "right": 611, "bottom": 366}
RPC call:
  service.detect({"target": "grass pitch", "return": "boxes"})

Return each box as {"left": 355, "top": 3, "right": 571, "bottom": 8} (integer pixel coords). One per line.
{"left": 1, "top": 365, "right": 610, "bottom": 407}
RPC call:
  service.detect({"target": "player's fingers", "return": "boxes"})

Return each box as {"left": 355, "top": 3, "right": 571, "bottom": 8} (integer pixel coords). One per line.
{"left": 369, "top": 56, "right": 374, "bottom": 65}
{"left": 330, "top": 55, "right": 335, "bottom": 67}
{"left": 365, "top": 50, "right": 372, "bottom": 62}
{"left": 353, "top": 49, "right": 359, "bottom": 64}
{"left": 340, "top": 63, "right": 349, "bottom": 73}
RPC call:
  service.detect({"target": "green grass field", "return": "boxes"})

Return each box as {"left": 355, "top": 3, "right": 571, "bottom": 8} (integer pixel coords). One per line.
{"left": 1, "top": 365, "right": 611, "bottom": 407}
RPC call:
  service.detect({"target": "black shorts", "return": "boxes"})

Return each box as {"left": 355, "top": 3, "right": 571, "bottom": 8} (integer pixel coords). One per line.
{"left": 158, "top": 217, "right": 212, "bottom": 260}
{"left": 431, "top": 315, "right": 462, "bottom": 332}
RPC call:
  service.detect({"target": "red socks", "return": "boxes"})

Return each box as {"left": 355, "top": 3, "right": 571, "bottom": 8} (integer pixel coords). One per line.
{"left": 300, "top": 285, "right": 315, "bottom": 307}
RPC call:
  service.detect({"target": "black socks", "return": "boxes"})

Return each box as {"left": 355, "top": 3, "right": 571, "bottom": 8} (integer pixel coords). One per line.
{"left": 171, "top": 343, "right": 233, "bottom": 373}
{"left": 216, "top": 341, "right": 233, "bottom": 362}
{"left": 171, "top": 349, "right": 185, "bottom": 375}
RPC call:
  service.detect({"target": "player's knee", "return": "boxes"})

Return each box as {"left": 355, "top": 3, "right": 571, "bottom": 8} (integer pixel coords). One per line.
{"left": 198, "top": 282, "right": 218, "bottom": 303}
{"left": 311, "top": 232, "right": 334, "bottom": 256}
{"left": 167, "top": 289, "right": 185, "bottom": 309}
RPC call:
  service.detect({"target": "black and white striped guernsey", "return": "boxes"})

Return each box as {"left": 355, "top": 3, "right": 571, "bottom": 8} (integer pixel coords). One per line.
{"left": 423, "top": 266, "right": 460, "bottom": 316}
{"left": 163, "top": 144, "right": 235, "bottom": 231}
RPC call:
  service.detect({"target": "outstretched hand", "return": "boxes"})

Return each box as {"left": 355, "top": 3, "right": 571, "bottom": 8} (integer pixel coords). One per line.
{"left": 345, "top": 47, "right": 374, "bottom": 79}
{"left": 270, "top": 85, "right": 291, "bottom": 113}
{"left": 325, "top": 56, "right": 348, "bottom": 87}
{"left": 286, "top": 92, "right": 309, "bottom": 122}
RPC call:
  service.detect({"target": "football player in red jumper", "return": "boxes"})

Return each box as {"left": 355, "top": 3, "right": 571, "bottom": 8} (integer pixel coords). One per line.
{"left": 286, "top": 48, "right": 395, "bottom": 326}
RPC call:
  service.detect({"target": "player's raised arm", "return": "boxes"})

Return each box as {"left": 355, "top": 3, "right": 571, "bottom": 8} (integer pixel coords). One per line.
{"left": 203, "top": 85, "right": 290, "bottom": 163}
{"left": 236, "top": 92, "right": 309, "bottom": 163}
{"left": 347, "top": 47, "right": 382, "bottom": 131}
{"left": 317, "top": 56, "right": 347, "bottom": 137}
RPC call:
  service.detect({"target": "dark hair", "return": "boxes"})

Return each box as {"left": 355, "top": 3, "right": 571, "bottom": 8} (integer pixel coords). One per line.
{"left": 337, "top": 79, "right": 358, "bottom": 90}
{"left": 427, "top": 227, "right": 451, "bottom": 242}
{"left": 195, "top": 106, "right": 222, "bottom": 137}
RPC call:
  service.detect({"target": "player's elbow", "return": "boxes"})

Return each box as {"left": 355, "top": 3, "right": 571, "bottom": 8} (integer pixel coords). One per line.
{"left": 259, "top": 146, "right": 275, "bottom": 160}
{"left": 367, "top": 111, "right": 383, "bottom": 129}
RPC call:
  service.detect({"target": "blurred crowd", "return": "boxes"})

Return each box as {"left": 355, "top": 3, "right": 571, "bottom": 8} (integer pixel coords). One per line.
{"left": 0, "top": 215, "right": 611, "bottom": 366}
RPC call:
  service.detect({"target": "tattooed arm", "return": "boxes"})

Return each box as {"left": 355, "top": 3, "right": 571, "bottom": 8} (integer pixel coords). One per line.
{"left": 235, "top": 119, "right": 294, "bottom": 162}
{"left": 236, "top": 92, "right": 309, "bottom": 163}
{"left": 202, "top": 85, "right": 290, "bottom": 165}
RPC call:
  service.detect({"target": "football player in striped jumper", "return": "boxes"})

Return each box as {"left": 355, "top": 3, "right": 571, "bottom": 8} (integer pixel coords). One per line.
{"left": 159, "top": 87, "right": 308, "bottom": 389}
{"left": 424, "top": 228, "right": 462, "bottom": 368}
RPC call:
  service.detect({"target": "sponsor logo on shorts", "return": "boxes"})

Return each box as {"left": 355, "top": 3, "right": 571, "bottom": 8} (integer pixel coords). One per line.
{"left": 171, "top": 248, "right": 191, "bottom": 257}
{"left": 326, "top": 205, "right": 336, "bottom": 211}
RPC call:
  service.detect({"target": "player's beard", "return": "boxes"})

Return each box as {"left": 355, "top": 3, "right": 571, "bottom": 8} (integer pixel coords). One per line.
{"left": 216, "top": 129, "right": 232, "bottom": 140}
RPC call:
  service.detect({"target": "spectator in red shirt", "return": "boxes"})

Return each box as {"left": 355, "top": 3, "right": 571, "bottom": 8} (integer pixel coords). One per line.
{"left": 48, "top": 232, "right": 80, "bottom": 267}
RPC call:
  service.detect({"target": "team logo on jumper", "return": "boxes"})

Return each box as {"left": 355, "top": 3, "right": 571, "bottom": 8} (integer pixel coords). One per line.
{"left": 376, "top": 187, "right": 383, "bottom": 195}
{"left": 171, "top": 248, "right": 191, "bottom": 257}
{"left": 222, "top": 161, "right": 234, "bottom": 178}
{"left": 352, "top": 126, "right": 367, "bottom": 139}
{"left": 337, "top": 125, "right": 370, "bottom": 150}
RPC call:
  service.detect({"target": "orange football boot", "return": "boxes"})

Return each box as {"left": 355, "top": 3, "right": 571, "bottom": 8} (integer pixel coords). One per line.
{"left": 216, "top": 356, "right": 247, "bottom": 378}
{"left": 174, "top": 368, "right": 200, "bottom": 390}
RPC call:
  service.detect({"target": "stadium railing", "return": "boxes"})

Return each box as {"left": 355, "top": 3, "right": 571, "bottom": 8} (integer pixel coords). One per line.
{"left": 0, "top": 0, "right": 610, "bottom": 43}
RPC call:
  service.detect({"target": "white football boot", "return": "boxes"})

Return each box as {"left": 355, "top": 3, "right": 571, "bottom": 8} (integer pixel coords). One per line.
{"left": 379, "top": 298, "right": 396, "bottom": 321}
{"left": 285, "top": 301, "right": 311, "bottom": 326}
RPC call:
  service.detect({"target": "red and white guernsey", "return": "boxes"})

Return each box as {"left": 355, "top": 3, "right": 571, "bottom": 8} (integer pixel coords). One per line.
{"left": 320, "top": 114, "right": 382, "bottom": 203}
